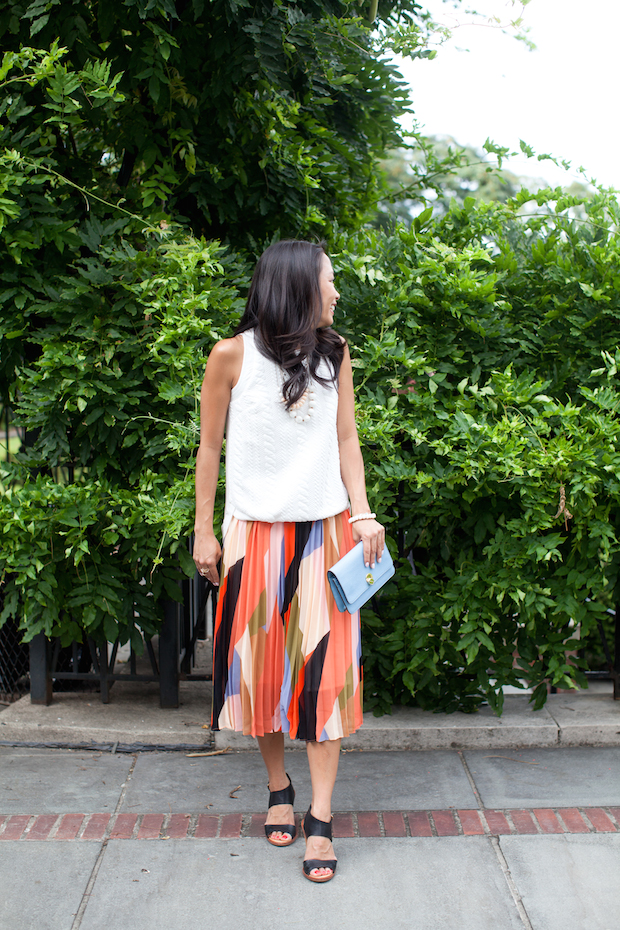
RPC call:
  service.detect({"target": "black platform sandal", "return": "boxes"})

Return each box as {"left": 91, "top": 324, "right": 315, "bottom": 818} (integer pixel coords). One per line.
{"left": 301, "top": 806, "right": 337, "bottom": 883}
{"left": 264, "top": 774, "right": 297, "bottom": 847}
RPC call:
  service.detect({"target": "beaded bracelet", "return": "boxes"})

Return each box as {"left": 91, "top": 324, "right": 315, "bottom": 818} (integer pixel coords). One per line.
{"left": 348, "top": 512, "right": 376, "bottom": 524}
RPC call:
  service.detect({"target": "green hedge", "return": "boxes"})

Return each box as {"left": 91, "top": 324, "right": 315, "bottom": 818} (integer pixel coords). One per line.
{"left": 0, "top": 234, "right": 248, "bottom": 647}
{"left": 2, "top": 186, "right": 619, "bottom": 712}
{"left": 332, "top": 191, "right": 620, "bottom": 713}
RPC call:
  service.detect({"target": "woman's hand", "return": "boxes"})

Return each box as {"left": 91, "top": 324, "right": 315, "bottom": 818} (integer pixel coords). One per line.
{"left": 193, "top": 531, "right": 222, "bottom": 587}
{"left": 352, "top": 518, "right": 385, "bottom": 569}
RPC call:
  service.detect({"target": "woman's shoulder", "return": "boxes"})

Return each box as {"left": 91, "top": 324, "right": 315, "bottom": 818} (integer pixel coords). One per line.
{"left": 210, "top": 333, "right": 244, "bottom": 361}
{"left": 207, "top": 334, "right": 245, "bottom": 386}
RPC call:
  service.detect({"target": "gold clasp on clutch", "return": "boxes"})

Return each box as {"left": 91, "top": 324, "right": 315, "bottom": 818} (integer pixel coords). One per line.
{"left": 365, "top": 573, "right": 374, "bottom": 586}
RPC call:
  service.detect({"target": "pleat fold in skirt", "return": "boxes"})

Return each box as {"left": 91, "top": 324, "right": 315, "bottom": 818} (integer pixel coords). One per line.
{"left": 211, "top": 510, "right": 363, "bottom": 742}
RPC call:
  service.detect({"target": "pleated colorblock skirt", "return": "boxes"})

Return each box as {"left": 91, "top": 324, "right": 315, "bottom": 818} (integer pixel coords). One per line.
{"left": 211, "top": 511, "right": 363, "bottom": 742}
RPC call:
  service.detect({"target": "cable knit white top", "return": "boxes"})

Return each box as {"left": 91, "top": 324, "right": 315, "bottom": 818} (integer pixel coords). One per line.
{"left": 222, "top": 329, "right": 349, "bottom": 535}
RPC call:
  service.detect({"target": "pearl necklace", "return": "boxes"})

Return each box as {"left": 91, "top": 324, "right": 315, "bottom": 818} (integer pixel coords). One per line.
{"left": 280, "top": 357, "right": 316, "bottom": 423}
{"left": 287, "top": 387, "right": 316, "bottom": 423}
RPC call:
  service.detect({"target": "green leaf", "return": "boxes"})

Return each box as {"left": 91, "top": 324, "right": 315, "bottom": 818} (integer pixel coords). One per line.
{"left": 149, "top": 75, "right": 160, "bottom": 104}
{"left": 176, "top": 543, "right": 197, "bottom": 578}
{"left": 30, "top": 14, "right": 49, "bottom": 36}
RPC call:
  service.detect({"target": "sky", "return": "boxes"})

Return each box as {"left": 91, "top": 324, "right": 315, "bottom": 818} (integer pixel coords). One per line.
{"left": 395, "top": 0, "right": 620, "bottom": 190}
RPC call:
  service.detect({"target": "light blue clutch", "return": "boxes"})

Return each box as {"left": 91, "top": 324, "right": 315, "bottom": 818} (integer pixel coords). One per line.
{"left": 327, "top": 541, "right": 395, "bottom": 614}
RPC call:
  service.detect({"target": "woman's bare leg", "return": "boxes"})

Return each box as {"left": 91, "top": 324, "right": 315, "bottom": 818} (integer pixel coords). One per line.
{"left": 257, "top": 732, "right": 294, "bottom": 842}
{"left": 304, "top": 737, "right": 341, "bottom": 878}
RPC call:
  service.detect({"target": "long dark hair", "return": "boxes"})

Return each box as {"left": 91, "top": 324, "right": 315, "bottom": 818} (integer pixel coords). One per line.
{"left": 236, "top": 240, "right": 345, "bottom": 409}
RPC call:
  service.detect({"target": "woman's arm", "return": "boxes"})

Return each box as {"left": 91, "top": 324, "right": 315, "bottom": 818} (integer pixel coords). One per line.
{"left": 337, "top": 343, "right": 385, "bottom": 568}
{"left": 193, "top": 335, "right": 243, "bottom": 585}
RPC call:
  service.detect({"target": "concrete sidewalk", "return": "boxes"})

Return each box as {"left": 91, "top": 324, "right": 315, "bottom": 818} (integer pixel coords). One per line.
{"left": 1, "top": 743, "right": 619, "bottom": 930}
{"left": 1, "top": 668, "right": 619, "bottom": 928}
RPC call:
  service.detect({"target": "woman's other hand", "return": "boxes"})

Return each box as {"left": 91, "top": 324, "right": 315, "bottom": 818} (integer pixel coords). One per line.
{"left": 352, "top": 518, "right": 385, "bottom": 569}
{"left": 193, "top": 531, "right": 222, "bottom": 586}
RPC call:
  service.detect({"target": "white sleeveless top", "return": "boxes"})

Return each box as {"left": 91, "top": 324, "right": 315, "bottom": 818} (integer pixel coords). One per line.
{"left": 222, "top": 329, "right": 349, "bottom": 535}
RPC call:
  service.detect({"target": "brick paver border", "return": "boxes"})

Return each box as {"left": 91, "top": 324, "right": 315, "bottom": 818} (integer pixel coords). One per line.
{"left": 0, "top": 808, "right": 618, "bottom": 841}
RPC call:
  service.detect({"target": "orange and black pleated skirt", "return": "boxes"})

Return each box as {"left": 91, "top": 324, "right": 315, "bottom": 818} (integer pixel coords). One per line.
{"left": 211, "top": 511, "right": 362, "bottom": 742}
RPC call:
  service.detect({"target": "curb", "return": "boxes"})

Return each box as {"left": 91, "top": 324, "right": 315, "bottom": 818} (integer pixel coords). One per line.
{"left": 213, "top": 696, "right": 620, "bottom": 751}
{"left": 2, "top": 693, "right": 618, "bottom": 752}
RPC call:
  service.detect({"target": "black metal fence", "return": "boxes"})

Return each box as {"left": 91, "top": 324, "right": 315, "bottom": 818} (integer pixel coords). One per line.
{"left": 2, "top": 574, "right": 620, "bottom": 706}
{"left": 27, "top": 572, "right": 215, "bottom": 707}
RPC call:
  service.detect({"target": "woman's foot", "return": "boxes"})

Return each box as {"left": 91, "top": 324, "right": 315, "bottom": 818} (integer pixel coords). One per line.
{"left": 265, "top": 802, "right": 295, "bottom": 844}
{"left": 264, "top": 775, "right": 296, "bottom": 846}
{"left": 303, "top": 833, "right": 337, "bottom": 881}
{"left": 302, "top": 807, "right": 337, "bottom": 882}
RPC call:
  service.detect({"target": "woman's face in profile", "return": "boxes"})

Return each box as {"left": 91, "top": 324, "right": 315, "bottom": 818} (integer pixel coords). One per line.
{"left": 317, "top": 254, "right": 340, "bottom": 328}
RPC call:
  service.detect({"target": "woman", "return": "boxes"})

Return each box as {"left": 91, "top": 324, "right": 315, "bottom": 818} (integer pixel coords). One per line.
{"left": 193, "top": 240, "right": 384, "bottom": 883}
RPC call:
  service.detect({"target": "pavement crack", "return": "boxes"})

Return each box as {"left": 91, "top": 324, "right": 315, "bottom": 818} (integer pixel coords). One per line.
{"left": 491, "top": 835, "right": 534, "bottom": 930}
{"left": 70, "top": 838, "right": 109, "bottom": 930}
{"left": 113, "top": 753, "right": 138, "bottom": 815}
{"left": 458, "top": 750, "right": 484, "bottom": 810}
{"left": 70, "top": 754, "right": 138, "bottom": 930}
